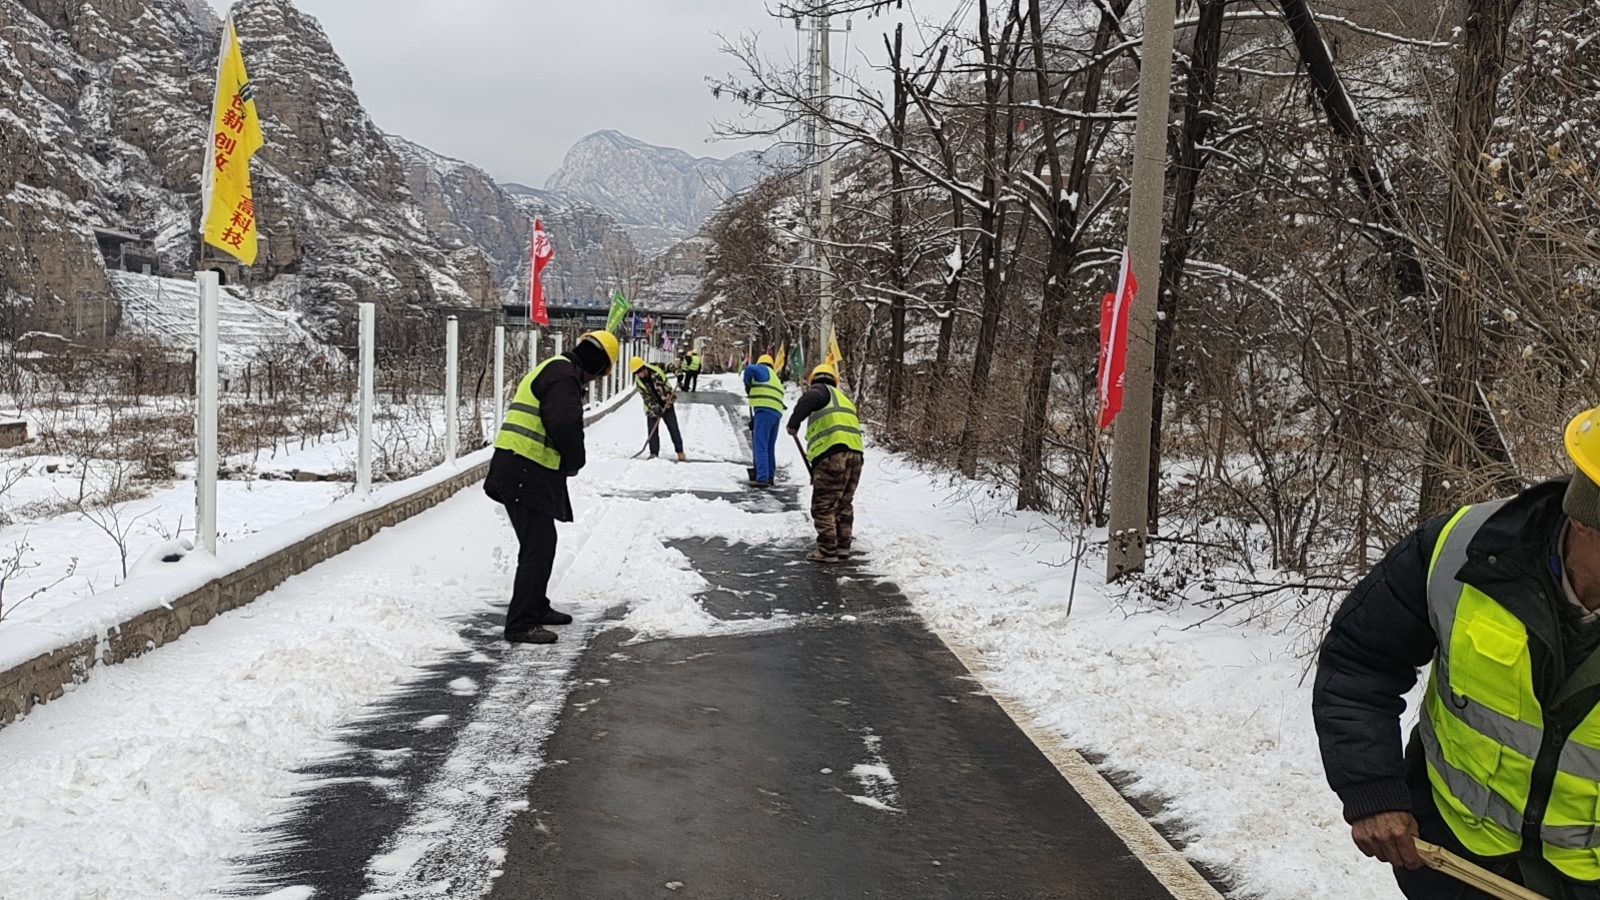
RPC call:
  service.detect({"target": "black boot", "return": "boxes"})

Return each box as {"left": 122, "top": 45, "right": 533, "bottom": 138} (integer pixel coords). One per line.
{"left": 506, "top": 625, "right": 558, "bottom": 644}
{"left": 538, "top": 607, "right": 574, "bottom": 626}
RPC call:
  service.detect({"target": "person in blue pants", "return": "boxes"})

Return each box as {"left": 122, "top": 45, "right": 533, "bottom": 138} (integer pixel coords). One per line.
{"left": 742, "top": 353, "right": 785, "bottom": 486}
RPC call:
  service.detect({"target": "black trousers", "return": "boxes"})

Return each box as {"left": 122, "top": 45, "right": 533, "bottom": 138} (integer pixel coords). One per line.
{"left": 648, "top": 407, "right": 684, "bottom": 456}
{"left": 683, "top": 370, "right": 699, "bottom": 391}
{"left": 503, "top": 502, "right": 557, "bottom": 634}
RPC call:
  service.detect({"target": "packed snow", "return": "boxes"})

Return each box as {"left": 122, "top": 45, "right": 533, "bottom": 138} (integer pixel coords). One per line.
{"left": 0, "top": 374, "right": 1401, "bottom": 900}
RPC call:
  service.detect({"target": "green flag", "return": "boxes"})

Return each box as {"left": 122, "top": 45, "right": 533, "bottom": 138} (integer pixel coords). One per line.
{"left": 605, "top": 290, "right": 633, "bottom": 335}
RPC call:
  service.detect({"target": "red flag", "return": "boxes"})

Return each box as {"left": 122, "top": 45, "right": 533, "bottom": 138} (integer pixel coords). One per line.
{"left": 1097, "top": 249, "right": 1135, "bottom": 430}
{"left": 529, "top": 219, "right": 553, "bottom": 327}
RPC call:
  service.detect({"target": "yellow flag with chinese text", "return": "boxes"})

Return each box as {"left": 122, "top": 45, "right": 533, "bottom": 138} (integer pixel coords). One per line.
{"left": 201, "top": 16, "right": 264, "bottom": 265}
{"left": 824, "top": 328, "right": 843, "bottom": 372}
{"left": 774, "top": 343, "right": 786, "bottom": 374}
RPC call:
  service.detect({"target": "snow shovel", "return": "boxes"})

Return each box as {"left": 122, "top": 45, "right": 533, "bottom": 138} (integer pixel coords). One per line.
{"left": 1413, "top": 839, "right": 1548, "bottom": 900}
{"left": 630, "top": 418, "right": 662, "bottom": 460}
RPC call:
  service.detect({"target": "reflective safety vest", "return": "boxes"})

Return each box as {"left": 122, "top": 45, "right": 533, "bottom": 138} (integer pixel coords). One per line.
{"left": 635, "top": 363, "right": 669, "bottom": 408}
{"left": 804, "top": 386, "right": 863, "bottom": 462}
{"left": 747, "top": 364, "right": 784, "bottom": 412}
{"left": 493, "top": 357, "right": 564, "bottom": 471}
{"left": 684, "top": 354, "right": 701, "bottom": 373}
{"left": 1421, "top": 499, "right": 1600, "bottom": 880}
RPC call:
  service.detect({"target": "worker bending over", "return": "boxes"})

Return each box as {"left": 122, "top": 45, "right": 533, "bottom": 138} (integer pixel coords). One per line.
{"left": 743, "top": 353, "right": 784, "bottom": 486}
{"left": 485, "top": 330, "right": 619, "bottom": 644}
{"left": 787, "top": 364, "right": 863, "bottom": 563}
{"left": 1315, "top": 404, "right": 1600, "bottom": 899}
{"left": 629, "top": 356, "right": 685, "bottom": 461}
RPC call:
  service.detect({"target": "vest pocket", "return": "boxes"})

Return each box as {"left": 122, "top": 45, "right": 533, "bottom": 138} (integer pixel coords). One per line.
{"left": 1453, "top": 614, "right": 1532, "bottom": 719}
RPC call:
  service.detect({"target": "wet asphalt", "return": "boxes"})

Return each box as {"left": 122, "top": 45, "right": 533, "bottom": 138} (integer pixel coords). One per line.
{"left": 218, "top": 387, "right": 1178, "bottom": 900}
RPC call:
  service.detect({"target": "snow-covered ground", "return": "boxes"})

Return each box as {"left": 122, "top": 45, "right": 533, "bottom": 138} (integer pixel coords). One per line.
{"left": 0, "top": 374, "right": 1400, "bottom": 900}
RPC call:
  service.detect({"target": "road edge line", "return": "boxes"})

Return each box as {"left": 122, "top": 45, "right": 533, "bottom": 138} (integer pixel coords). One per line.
{"left": 932, "top": 631, "right": 1227, "bottom": 900}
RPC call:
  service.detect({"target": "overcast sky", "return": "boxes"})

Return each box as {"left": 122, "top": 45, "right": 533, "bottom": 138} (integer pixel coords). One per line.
{"left": 209, "top": 1, "right": 954, "bottom": 188}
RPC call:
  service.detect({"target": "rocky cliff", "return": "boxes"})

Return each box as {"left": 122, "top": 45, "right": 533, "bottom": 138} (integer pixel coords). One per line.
{"left": 545, "top": 130, "right": 766, "bottom": 255}
{"left": 0, "top": 0, "right": 495, "bottom": 346}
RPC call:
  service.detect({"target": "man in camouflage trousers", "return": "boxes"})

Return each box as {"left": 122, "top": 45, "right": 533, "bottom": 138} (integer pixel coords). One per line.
{"left": 786, "top": 364, "right": 864, "bottom": 563}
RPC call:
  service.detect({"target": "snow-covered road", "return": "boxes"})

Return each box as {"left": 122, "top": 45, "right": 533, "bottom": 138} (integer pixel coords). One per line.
{"left": 0, "top": 373, "right": 1402, "bottom": 900}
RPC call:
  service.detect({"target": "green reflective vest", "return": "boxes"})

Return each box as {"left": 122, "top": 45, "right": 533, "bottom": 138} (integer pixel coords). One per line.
{"left": 804, "top": 386, "right": 863, "bottom": 462}
{"left": 635, "top": 363, "right": 669, "bottom": 408}
{"left": 747, "top": 364, "right": 784, "bottom": 412}
{"left": 1422, "top": 500, "right": 1600, "bottom": 881}
{"left": 684, "top": 354, "right": 701, "bottom": 373}
{"left": 493, "top": 357, "right": 564, "bottom": 471}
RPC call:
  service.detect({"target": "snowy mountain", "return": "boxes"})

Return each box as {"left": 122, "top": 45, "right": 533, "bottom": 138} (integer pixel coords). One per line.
{"left": 544, "top": 130, "right": 767, "bottom": 253}
{"left": 0, "top": 0, "right": 496, "bottom": 346}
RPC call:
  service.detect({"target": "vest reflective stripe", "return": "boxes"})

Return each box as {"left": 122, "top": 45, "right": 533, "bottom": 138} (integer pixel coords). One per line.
{"left": 493, "top": 358, "right": 563, "bottom": 470}
{"left": 747, "top": 366, "right": 784, "bottom": 411}
{"left": 805, "top": 387, "right": 863, "bottom": 462}
{"left": 1419, "top": 707, "right": 1528, "bottom": 836}
{"left": 685, "top": 355, "right": 701, "bottom": 372}
{"left": 1423, "top": 499, "right": 1600, "bottom": 878}
{"left": 635, "top": 365, "right": 668, "bottom": 407}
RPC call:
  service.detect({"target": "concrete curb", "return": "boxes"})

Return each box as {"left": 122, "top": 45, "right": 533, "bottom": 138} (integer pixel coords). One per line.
{"left": 0, "top": 388, "right": 633, "bottom": 730}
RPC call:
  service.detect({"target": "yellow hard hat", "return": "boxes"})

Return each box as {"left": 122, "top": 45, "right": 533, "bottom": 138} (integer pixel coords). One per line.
{"left": 757, "top": 353, "right": 775, "bottom": 366}
{"left": 629, "top": 355, "right": 646, "bottom": 373}
{"left": 809, "top": 363, "right": 838, "bottom": 384}
{"left": 1566, "top": 407, "right": 1600, "bottom": 484}
{"left": 579, "top": 330, "right": 620, "bottom": 374}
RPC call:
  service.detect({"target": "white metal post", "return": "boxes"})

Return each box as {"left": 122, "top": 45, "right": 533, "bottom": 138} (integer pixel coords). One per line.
{"left": 554, "top": 332, "right": 564, "bottom": 357}
{"left": 195, "top": 271, "right": 220, "bottom": 554}
{"left": 358, "top": 302, "right": 374, "bottom": 496}
{"left": 494, "top": 325, "right": 506, "bottom": 428}
{"left": 444, "top": 316, "right": 459, "bottom": 465}
{"left": 530, "top": 327, "right": 540, "bottom": 372}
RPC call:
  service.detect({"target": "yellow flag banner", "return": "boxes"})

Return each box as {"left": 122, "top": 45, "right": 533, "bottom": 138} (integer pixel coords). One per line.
{"left": 824, "top": 328, "right": 844, "bottom": 373}
{"left": 774, "top": 343, "right": 787, "bottom": 374}
{"left": 202, "top": 16, "right": 264, "bottom": 265}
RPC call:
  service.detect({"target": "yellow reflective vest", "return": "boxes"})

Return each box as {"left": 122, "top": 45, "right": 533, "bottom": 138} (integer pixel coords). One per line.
{"left": 804, "top": 386, "right": 863, "bottom": 462}
{"left": 493, "top": 357, "right": 564, "bottom": 471}
{"left": 1423, "top": 500, "right": 1600, "bottom": 880}
{"left": 747, "top": 364, "right": 784, "bottom": 412}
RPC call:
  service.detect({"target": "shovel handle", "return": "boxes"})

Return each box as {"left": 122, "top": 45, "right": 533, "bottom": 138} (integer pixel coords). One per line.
{"left": 791, "top": 432, "right": 813, "bottom": 478}
{"left": 1413, "top": 840, "right": 1548, "bottom": 900}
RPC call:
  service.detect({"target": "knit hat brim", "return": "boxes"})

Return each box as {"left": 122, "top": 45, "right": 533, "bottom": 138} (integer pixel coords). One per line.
{"left": 1565, "top": 471, "right": 1600, "bottom": 530}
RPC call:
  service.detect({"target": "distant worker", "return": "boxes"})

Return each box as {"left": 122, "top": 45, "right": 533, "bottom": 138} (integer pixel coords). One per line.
{"left": 484, "top": 330, "right": 619, "bottom": 645}
{"left": 1314, "top": 404, "right": 1600, "bottom": 898}
{"left": 743, "top": 353, "right": 784, "bottom": 487}
{"left": 787, "top": 364, "right": 863, "bottom": 563}
{"left": 682, "top": 349, "right": 702, "bottom": 392}
{"left": 629, "top": 356, "right": 685, "bottom": 461}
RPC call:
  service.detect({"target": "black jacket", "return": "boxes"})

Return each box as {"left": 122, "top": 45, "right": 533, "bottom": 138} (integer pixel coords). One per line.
{"left": 1313, "top": 477, "right": 1578, "bottom": 827}
{"left": 483, "top": 353, "right": 587, "bottom": 522}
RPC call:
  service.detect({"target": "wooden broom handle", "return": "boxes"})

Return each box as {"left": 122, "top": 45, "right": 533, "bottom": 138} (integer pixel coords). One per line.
{"left": 1413, "top": 839, "right": 1550, "bottom": 900}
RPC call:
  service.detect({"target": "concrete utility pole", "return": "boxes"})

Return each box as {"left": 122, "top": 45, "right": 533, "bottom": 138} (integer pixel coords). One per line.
{"left": 444, "top": 316, "right": 459, "bottom": 465}
{"left": 358, "top": 303, "right": 374, "bottom": 497}
{"left": 195, "top": 271, "right": 220, "bottom": 554}
{"left": 1105, "top": 0, "right": 1177, "bottom": 581}
{"left": 801, "top": 8, "right": 849, "bottom": 367}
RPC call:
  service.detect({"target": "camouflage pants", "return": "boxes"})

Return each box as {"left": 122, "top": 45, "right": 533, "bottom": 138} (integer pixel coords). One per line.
{"left": 810, "top": 450, "right": 864, "bottom": 555}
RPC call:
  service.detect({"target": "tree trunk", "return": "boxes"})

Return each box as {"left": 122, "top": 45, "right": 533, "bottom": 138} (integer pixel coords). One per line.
{"left": 886, "top": 25, "right": 909, "bottom": 425}
{"left": 1016, "top": 0, "right": 1127, "bottom": 510}
{"left": 1418, "top": 0, "right": 1524, "bottom": 520}
{"left": 956, "top": 0, "right": 1023, "bottom": 479}
{"left": 1277, "top": 0, "right": 1426, "bottom": 297}
{"left": 1145, "top": 0, "right": 1226, "bottom": 528}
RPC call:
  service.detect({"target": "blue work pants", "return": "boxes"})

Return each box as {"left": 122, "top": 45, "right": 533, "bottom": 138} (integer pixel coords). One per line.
{"left": 752, "top": 408, "right": 782, "bottom": 483}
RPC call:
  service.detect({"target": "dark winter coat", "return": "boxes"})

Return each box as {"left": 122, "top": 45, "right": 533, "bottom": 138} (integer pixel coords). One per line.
{"left": 1312, "top": 477, "right": 1590, "bottom": 830}
{"left": 786, "top": 382, "right": 859, "bottom": 465}
{"left": 483, "top": 352, "right": 588, "bottom": 522}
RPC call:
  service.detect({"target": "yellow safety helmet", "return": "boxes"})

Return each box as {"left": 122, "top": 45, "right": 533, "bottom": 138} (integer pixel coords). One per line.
{"left": 809, "top": 363, "right": 838, "bottom": 384}
{"left": 578, "top": 330, "right": 620, "bottom": 375}
{"left": 757, "top": 353, "right": 775, "bottom": 366}
{"left": 629, "top": 355, "right": 647, "bottom": 373}
{"left": 1566, "top": 406, "right": 1600, "bottom": 484}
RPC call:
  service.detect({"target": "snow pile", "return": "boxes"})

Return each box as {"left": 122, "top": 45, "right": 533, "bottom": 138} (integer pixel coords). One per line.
{"left": 108, "top": 271, "right": 331, "bottom": 368}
